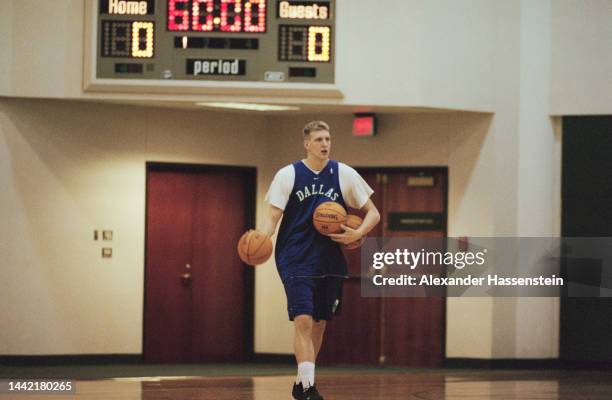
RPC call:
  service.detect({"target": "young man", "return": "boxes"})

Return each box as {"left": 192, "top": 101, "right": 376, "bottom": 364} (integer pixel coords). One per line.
{"left": 261, "top": 121, "right": 380, "bottom": 400}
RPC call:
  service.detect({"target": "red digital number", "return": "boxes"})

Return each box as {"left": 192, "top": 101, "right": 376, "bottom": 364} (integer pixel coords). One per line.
{"left": 220, "top": 0, "right": 242, "bottom": 32}
{"left": 192, "top": 0, "right": 214, "bottom": 31}
{"left": 244, "top": 0, "right": 265, "bottom": 32}
{"left": 168, "top": 0, "right": 266, "bottom": 32}
{"left": 168, "top": 0, "right": 189, "bottom": 30}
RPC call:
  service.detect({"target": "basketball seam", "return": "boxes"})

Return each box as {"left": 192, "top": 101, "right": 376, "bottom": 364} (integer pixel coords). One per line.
{"left": 249, "top": 234, "right": 269, "bottom": 258}
{"left": 238, "top": 234, "right": 250, "bottom": 265}
{"left": 245, "top": 233, "right": 252, "bottom": 260}
{"left": 238, "top": 236, "right": 246, "bottom": 253}
{"left": 314, "top": 207, "right": 347, "bottom": 214}
{"left": 313, "top": 218, "right": 347, "bottom": 223}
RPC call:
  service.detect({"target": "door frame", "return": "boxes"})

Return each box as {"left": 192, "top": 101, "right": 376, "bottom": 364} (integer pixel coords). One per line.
{"left": 354, "top": 166, "right": 449, "bottom": 364}
{"left": 143, "top": 162, "right": 257, "bottom": 361}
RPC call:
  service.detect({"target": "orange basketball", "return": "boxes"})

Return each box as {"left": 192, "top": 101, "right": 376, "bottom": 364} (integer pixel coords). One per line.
{"left": 313, "top": 201, "right": 347, "bottom": 235}
{"left": 344, "top": 215, "right": 364, "bottom": 250}
{"left": 237, "top": 230, "right": 273, "bottom": 266}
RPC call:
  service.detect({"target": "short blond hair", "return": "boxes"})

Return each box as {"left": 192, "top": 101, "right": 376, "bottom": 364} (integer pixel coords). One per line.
{"left": 303, "top": 120, "right": 330, "bottom": 138}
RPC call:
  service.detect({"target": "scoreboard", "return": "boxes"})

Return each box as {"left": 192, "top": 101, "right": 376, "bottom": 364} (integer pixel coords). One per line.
{"left": 93, "top": 0, "right": 335, "bottom": 84}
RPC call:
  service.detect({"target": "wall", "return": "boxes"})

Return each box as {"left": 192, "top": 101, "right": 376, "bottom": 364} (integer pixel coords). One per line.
{"left": 9, "top": 0, "right": 84, "bottom": 98}
{"left": 0, "top": 0, "right": 12, "bottom": 95}
{"left": 550, "top": 0, "right": 612, "bottom": 115}
{"left": 0, "top": 98, "right": 268, "bottom": 354}
{"left": 416, "top": 0, "right": 497, "bottom": 111}
{"left": 514, "top": 0, "right": 560, "bottom": 358}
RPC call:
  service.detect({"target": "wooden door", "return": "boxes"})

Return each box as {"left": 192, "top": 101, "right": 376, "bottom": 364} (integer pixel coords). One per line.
{"left": 319, "top": 169, "right": 447, "bottom": 367}
{"left": 382, "top": 170, "right": 446, "bottom": 367}
{"left": 144, "top": 165, "right": 254, "bottom": 363}
{"left": 144, "top": 171, "right": 195, "bottom": 362}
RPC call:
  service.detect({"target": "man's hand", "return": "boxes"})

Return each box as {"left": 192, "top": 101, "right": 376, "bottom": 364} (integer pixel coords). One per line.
{"left": 329, "top": 224, "right": 363, "bottom": 244}
{"left": 329, "top": 199, "right": 380, "bottom": 245}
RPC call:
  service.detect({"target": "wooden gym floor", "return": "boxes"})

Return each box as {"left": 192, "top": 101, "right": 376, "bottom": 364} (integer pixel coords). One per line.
{"left": 2, "top": 369, "right": 611, "bottom": 399}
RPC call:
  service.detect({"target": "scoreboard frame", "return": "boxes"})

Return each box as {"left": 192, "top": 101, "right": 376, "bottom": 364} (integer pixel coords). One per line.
{"left": 83, "top": 0, "right": 342, "bottom": 99}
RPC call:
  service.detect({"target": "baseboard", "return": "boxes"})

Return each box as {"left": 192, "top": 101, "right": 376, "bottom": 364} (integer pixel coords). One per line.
{"left": 559, "top": 360, "right": 612, "bottom": 369}
{"left": 4, "top": 354, "right": 609, "bottom": 370}
{"left": 0, "top": 354, "right": 142, "bottom": 366}
{"left": 1, "top": 353, "right": 293, "bottom": 366}
{"left": 445, "top": 358, "right": 612, "bottom": 369}
{"left": 250, "top": 353, "right": 294, "bottom": 364}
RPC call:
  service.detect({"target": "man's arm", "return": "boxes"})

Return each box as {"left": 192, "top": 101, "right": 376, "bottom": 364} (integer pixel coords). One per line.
{"left": 260, "top": 204, "right": 284, "bottom": 238}
{"left": 329, "top": 198, "right": 380, "bottom": 244}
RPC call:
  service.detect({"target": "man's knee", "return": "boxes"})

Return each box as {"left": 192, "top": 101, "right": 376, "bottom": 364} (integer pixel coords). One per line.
{"left": 294, "top": 314, "right": 314, "bottom": 336}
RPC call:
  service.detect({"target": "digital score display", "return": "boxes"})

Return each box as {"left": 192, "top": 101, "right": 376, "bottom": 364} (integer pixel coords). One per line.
{"left": 101, "top": 21, "right": 155, "bottom": 58}
{"left": 278, "top": 25, "right": 330, "bottom": 62}
{"left": 95, "top": 0, "right": 335, "bottom": 83}
{"left": 167, "top": 0, "right": 267, "bottom": 32}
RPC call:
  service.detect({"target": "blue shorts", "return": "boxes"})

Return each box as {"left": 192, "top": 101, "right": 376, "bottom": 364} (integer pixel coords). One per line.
{"left": 283, "top": 276, "right": 344, "bottom": 321}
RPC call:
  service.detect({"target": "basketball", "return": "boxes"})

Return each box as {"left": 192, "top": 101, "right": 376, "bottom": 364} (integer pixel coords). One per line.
{"left": 313, "top": 201, "right": 347, "bottom": 235}
{"left": 237, "top": 230, "right": 273, "bottom": 266}
{"left": 344, "top": 214, "right": 364, "bottom": 250}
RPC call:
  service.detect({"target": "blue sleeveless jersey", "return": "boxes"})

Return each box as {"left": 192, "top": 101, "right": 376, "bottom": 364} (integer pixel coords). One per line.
{"left": 275, "top": 160, "right": 348, "bottom": 282}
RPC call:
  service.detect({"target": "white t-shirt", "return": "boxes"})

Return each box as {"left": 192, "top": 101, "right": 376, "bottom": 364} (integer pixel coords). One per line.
{"left": 266, "top": 161, "right": 374, "bottom": 210}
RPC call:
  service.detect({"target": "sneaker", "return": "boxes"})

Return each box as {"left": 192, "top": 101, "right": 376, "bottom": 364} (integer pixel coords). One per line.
{"left": 302, "top": 385, "right": 324, "bottom": 400}
{"left": 292, "top": 382, "right": 303, "bottom": 400}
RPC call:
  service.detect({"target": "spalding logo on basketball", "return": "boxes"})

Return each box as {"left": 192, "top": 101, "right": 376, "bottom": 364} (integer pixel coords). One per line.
{"left": 312, "top": 201, "right": 347, "bottom": 235}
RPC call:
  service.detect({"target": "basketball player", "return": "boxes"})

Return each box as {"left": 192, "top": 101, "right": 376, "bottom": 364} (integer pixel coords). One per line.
{"left": 261, "top": 121, "right": 380, "bottom": 400}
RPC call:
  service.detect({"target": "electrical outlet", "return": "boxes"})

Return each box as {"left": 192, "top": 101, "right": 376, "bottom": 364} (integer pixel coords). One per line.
{"left": 102, "top": 248, "right": 112, "bottom": 258}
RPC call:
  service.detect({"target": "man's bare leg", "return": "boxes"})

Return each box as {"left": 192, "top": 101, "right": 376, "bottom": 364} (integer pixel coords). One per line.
{"left": 294, "top": 315, "right": 315, "bottom": 363}
{"left": 293, "top": 314, "right": 320, "bottom": 393}
{"left": 312, "top": 320, "right": 327, "bottom": 360}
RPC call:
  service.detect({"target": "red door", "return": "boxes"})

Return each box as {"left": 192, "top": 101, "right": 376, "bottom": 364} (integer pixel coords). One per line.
{"left": 382, "top": 171, "right": 446, "bottom": 367}
{"left": 144, "top": 165, "right": 254, "bottom": 363}
{"left": 319, "top": 169, "right": 447, "bottom": 367}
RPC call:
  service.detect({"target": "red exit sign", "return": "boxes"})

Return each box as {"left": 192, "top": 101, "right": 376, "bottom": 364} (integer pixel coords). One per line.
{"left": 352, "top": 114, "right": 376, "bottom": 136}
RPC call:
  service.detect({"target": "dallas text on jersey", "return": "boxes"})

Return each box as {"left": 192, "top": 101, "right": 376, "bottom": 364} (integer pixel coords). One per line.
{"left": 295, "top": 184, "right": 339, "bottom": 202}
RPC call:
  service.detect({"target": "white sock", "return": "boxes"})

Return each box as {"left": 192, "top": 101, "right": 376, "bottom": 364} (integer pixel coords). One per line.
{"left": 297, "top": 361, "right": 315, "bottom": 389}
